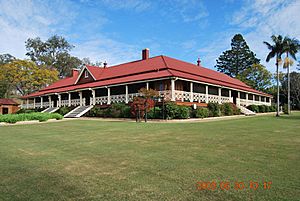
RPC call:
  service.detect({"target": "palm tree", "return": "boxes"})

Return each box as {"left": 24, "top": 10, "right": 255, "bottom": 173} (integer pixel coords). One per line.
{"left": 282, "top": 37, "right": 300, "bottom": 114}
{"left": 263, "top": 35, "right": 284, "bottom": 117}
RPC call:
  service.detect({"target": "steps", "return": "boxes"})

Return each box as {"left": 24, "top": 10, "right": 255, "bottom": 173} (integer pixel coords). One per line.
{"left": 237, "top": 105, "right": 256, "bottom": 116}
{"left": 41, "top": 107, "right": 59, "bottom": 113}
{"left": 64, "top": 106, "right": 93, "bottom": 118}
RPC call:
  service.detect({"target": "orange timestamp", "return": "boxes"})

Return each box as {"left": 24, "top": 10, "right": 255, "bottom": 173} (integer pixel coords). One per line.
{"left": 196, "top": 180, "right": 272, "bottom": 191}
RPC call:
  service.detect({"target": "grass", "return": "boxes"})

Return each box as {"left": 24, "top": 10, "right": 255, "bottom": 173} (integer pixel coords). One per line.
{"left": 0, "top": 112, "right": 299, "bottom": 201}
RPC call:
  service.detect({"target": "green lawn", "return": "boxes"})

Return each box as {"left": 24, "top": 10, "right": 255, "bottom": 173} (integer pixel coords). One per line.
{"left": 0, "top": 113, "right": 299, "bottom": 201}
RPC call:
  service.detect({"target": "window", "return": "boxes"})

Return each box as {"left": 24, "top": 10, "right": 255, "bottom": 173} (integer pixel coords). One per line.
{"left": 84, "top": 70, "right": 89, "bottom": 78}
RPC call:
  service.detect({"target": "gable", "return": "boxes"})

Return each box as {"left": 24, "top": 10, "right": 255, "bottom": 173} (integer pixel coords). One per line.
{"left": 75, "top": 68, "right": 96, "bottom": 85}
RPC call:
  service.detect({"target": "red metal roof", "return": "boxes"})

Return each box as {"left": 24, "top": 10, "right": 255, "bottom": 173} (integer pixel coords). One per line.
{"left": 0, "top": 98, "right": 19, "bottom": 105}
{"left": 23, "top": 55, "right": 272, "bottom": 98}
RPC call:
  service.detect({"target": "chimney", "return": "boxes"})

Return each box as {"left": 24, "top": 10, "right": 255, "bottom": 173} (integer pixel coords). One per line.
{"left": 197, "top": 57, "right": 201, "bottom": 66}
{"left": 103, "top": 61, "right": 107, "bottom": 68}
{"left": 142, "top": 48, "right": 149, "bottom": 60}
{"left": 72, "top": 68, "right": 79, "bottom": 77}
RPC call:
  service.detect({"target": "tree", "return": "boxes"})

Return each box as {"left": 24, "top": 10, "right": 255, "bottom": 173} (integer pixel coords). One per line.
{"left": 263, "top": 35, "right": 285, "bottom": 116}
{"left": 0, "top": 54, "right": 16, "bottom": 98}
{"left": 215, "top": 34, "right": 260, "bottom": 77}
{"left": 0, "top": 60, "right": 58, "bottom": 96}
{"left": 281, "top": 72, "right": 300, "bottom": 110}
{"left": 282, "top": 37, "right": 300, "bottom": 114}
{"left": 0, "top": 54, "right": 15, "bottom": 65}
{"left": 25, "top": 35, "right": 82, "bottom": 77}
{"left": 81, "top": 57, "right": 102, "bottom": 67}
{"left": 239, "top": 63, "right": 272, "bottom": 92}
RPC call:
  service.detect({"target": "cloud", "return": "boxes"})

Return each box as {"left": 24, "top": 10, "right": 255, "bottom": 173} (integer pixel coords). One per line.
{"left": 72, "top": 36, "right": 140, "bottom": 65}
{"left": 230, "top": 0, "right": 300, "bottom": 71}
{"left": 0, "top": 0, "right": 140, "bottom": 65}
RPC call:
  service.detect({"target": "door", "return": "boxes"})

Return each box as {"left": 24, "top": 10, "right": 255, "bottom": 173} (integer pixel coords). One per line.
{"left": 2, "top": 107, "right": 9, "bottom": 114}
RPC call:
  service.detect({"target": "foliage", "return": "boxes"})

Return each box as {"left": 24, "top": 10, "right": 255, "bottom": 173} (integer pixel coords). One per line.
{"left": 165, "top": 102, "right": 179, "bottom": 119}
{"left": 220, "top": 103, "right": 233, "bottom": 116}
{"left": 247, "top": 105, "right": 259, "bottom": 113}
{"left": 25, "top": 35, "right": 82, "bottom": 77}
{"left": 87, "top": 104, "right": 131, "bottom": 118}
{"left": 57, "top": 107, "right": 71, "bottom": 116}
{"left": 194, "top": 107, "right": 209, "bottom": 118}
{"left": 176, "top": 106, "right": 191, "bottom": 119}
{"left": 215, "top": 34, "right": 260, "bottom": 78}
{"left": 239, "top": 63, "right": 272, "bottom": 92}
{"left": 281, "top": 72, "right": 300, "bottom": 110}
{"left": 264, "top": 35, "right": 285, "bottom": 116}
{"left": 258, "top": 105, "right": 266, "bottom": 113}
{"left": 147, "top": 107, "right": 162, "bottom": 119}
{"left": 0, "top": 112, "right": 63, "bottom": 124}
{"left": 0, "top": 54, "right": 16, "bottom": 98}
{"left": 164, "top": 102, "right": 190, "bottom": 119}
{"left": 110, "top": 103, "right": 131, "bottom": 118}
{"left": 207, "top": 102, "right": 220, "bottom": 117}
{"left": 130, "top": 97, "right": 155, "bottom": 118}
{"left": 0, "top": 59, "right": 58, "bottom": 96}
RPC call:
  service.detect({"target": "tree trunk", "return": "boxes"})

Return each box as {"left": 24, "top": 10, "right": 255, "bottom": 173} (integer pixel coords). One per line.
{"left": 276, "top": 56, "right": 280, "bottom": 117}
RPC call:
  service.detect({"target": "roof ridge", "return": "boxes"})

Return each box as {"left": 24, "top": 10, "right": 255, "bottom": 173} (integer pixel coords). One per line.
{"left": 161, "top": 55, "right": 175, "bottom": 77}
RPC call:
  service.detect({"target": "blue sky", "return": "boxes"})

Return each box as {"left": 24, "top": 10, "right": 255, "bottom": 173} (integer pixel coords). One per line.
{"left": 0, "top": 0, "right": 299, "bottom": 72}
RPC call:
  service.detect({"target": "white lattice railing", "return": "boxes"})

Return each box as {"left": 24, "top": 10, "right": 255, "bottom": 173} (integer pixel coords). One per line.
{"left": 128, "top": 93, "right": 141, "bottom": 101}
{"left": 158, "top": 90, "right": 171, "bottom": 101}
{"left": 220, "top": 96, "right": 231, "bottom": 104}
{"left": 35, "top": 103, "right": 41, "bottom": 108}
{"left": 61, "top": 100, "right": 69, "bottom": 107}
{"left": 43, "top": 102, "right": 50, "bottom": 108}
{"left": 110, "top": 94, "right": 126, "bottom": 103}
{"left": 207, "top": 94, "right": 219, "bottom": 103}
{"left": 238, "top": 98, "right": 271, "bottom": 107}
{"left": 193, "top": 92, "right": 206, "bottom": 103}
{"left": 71, "top": 99, "right": 80, "bottom": 106}
{"left": 95, "top": 96, "right": 108, "bottom": 105}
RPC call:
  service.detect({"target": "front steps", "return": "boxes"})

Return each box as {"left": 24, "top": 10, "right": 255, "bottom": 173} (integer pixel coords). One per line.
{"left": 64, "top": 105, "right": 93, "bottom": 118}
{"left": 237, "top": 105, "right": 256, "bottom": 116}
{"left": 41, "top": 107, "right": 59, "bottom": 113}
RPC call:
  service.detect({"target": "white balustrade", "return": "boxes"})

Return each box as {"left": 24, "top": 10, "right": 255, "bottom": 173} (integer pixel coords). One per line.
{"left": 237, "top": 98, "right": 271, "bottom": 106}
{"left": 128, "top": 93, "right": 141, "bottom": 102}
{"left": 71, "top": 99, "right": 81, "bottom": 106}
{"left": 220, "top": 96, "right": 231, "bottom": 104}
{"left": 110, "top": 94, "right": 126, "bottom": 103}
{"left": 193, "top": 92, "right": 206, "bottom": 103}
{"left": 207, "top": 94, "right": 219, "bottom": 103}
{"left": 95, "top": 96, "right": 108, "bottom": 105}
{"left": 61, "top": 100, "right": 69, "bottom": 107}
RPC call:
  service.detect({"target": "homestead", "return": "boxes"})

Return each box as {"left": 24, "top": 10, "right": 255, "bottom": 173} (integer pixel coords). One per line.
{"left": 22, "top": 49, "right": 272, "bottom": 117}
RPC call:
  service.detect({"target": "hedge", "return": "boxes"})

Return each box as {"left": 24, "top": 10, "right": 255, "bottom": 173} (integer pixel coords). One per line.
{"left": 247, "top": 104, "right": 276, "bottom": 113}
{"left": 0, "top": 113, "right": 63, "bottom": 124}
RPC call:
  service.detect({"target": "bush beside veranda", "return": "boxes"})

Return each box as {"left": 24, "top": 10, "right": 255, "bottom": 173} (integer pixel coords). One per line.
{"left": 0, "top": 113, "right": 63, "bottom": 124}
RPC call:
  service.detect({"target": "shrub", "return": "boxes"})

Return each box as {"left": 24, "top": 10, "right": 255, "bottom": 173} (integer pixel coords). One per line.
{"left": 195, "top": 107, "right": 209, "bottom": 118}
{"left": 176, "top": 106, "right": 190, "bottom": 119}
{"left": 121, "top": 106, "right": 131, "bottom": 118}
{"left": 57, "top": 107, "right": 71, "bottom": 116}
{"left": 269, "top": 105, "right": 276, "bottom": 112}
{"left": 148, "top": 107, "right": 162, "bottom": 119}
{"left": 247, "top": 105, "right": 259, "bottom": 113}
{"left": 221, "top": 103, "right": 233, "bottom": 116}
{"left": 87, "top": 106, "right": 102, "bottom": 117}
{"left": 207, "top": 102, "right": 220, "bottom": 117}
{"left": 0, "top": 112, "right": 63, "bottom": 124}
{"left": 16, "top": 109, "right": 35, "bottom": 114}
{"left": 165, "top": 102, "right": 179, "bottom": 119}
{"left": 258, "top": 105, "right": 266, "bottom": 113}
